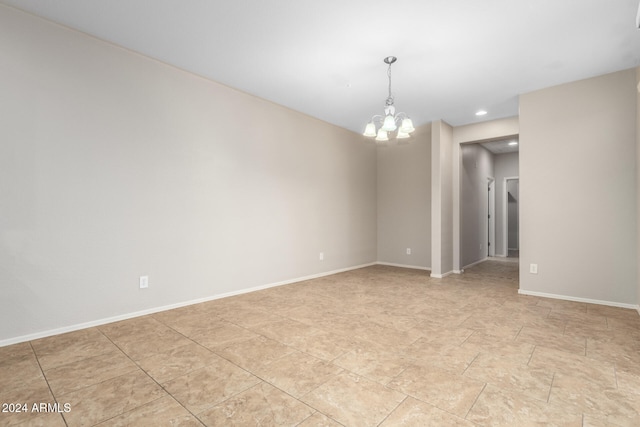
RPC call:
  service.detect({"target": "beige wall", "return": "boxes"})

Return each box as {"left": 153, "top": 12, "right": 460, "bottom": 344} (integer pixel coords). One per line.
{"left": 0, "top": 6, "right": 377, "bottom": 343}
{"left": 377, "top": 124, "right": 431, "bottom": 269}
{"left": 637, "top": 67, "right": 640, "bottom": 311}
{"left": 519, "top": 69, "right": 637, "bottom": 305}
{"left": 453, "top": 117, "right": 520, "bottom": 145}
{"left": 431, "top": 120, "right": 454, "bottom": 277}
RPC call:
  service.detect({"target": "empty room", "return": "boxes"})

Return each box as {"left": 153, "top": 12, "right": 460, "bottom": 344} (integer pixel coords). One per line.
{"left": 1, "top": 1, "right": 640, "bottom": 426}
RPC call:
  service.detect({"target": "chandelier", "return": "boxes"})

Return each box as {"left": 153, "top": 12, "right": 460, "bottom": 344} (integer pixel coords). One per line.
{"left": 363, "top": 56, "right": 415, "bottom": 142}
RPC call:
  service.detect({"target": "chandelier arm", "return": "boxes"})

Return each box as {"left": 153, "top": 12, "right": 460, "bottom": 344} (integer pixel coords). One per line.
{"left": 370, "top": 114, "right": 385, "bottom": 125}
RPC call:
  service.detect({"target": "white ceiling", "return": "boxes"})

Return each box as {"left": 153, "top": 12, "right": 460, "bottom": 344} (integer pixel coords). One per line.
{"left": 480, "top": 138, "right": 519, "bottom": 154}
{"left": 2, "top": 0, "right": 640, "bottom": 134}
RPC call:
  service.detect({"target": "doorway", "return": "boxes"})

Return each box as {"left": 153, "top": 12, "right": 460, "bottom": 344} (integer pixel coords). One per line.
{"left": 487, "top": 177, "right": 495, "bottom": 257}
{"left": 504, "top": 177, "right": 519, "bottom": 258}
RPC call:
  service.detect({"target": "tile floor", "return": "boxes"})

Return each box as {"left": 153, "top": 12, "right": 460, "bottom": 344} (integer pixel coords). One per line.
{"left": 2, "top": 260, "right": 640, "bottom": 426}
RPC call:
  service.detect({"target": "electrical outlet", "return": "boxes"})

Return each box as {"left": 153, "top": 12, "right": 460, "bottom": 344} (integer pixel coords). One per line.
{"left": 319, "top": 252, "right": 324, "bottom": 261}
{"left": 529, "top": 264, "right": 538, "bottom": 274}
{"left": 406, "top": 248, "right": 411, "bottom": 255}
{"left": 139, "top": 275, "right": 149, "bottom": 289}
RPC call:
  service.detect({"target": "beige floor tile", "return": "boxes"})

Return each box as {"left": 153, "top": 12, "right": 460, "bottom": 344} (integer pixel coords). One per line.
{"left": 581, "top": 414, "right": 628, "bottom": 427}
{"left": 0, "top": 352, "right": 44, "bottom": 393}
{"left": 414, "top": 307, "right": 471, "bottom": 328}
{"left": 136, "top": 342, "right": 220, "bottom": 383}
{"left": 162, "top": 356, "right": 260, "bottom": 414}
{"left": 616, "top": 369, "right": 640, "bottom": 398}
{"left": 61, "top": 370, "right": 166, "bottom": 427}
{"left": 198, "top": 381, "right": 313, "bottom": 426}
{"left": 521, "top": 315, "right": 568, "bottom": 334}
{"left": 412, "top": 321, "right": 474, "bottom": 346}
{"left": 216, "top": 308, "right": 283, "bottom": 328}
{"left": 0, "top": 342, "right": 35, "bottom": 366}
{"left": 606, "top": 316, "right": 640, "bottom": 334}
{"left": 550, "top": 373, "right": 640, "bottom": 426}
{"left": 460, "top": 331, "right": 535, "bottom": 364}
{"left": 0, "top": 383, "right": 63, "bottom": 427}
{"left": 535, "top": 298, "right": 588, "bottom": 314}
{"left": 565, "top": 321, "right": 611, "bottom": 340}
{"left": 0, "top": 411, "right": 67, "bottom": 427}
{"left": 403, "top": 339, "right": 480, "bottom": 375}
{"left": 463, "top": 352, "right": 554, "bottom": 401}
{"left": 528, "top": 346, "right": 617, "bottom": 388}
{"left": 466, "top": 384, "right": 583, "bottom": 426}
{"left": 365, "top": 311, "right": 421, "bottom": 332}
{"left": 250, "top": 318, "right": 321, "bottom": 345}
{"left": 353, "top": 322, "right": 423, "bottom": 349}
{"left": 548, "top": 310, "right": 607, "bottom": 329}
{"left": 283, "top": 330, "right": 352, "bottom": 361}
{"left": 387, "top": 364, "right": 485, "bottom": 418}
{"left": 459, "top": 316, "right": 523, "bottom": 339}
{"left": 587, "top": 305, "right": 639, "bottom": 319}
{"left": 44, "top": 350, "right": 138, "bottom": 396}
{"left": 215, "top": 335, "right": 295, "bottom": 371}
{"left": 31, "top": 328, "right": 117, "bottom": 370}
{"left": 516, "top": 325, "right": 586, "bottom": 355}
{"left": 380, "top": 397, "right": 476, "bottom": 426}
{"left": 586, "top": 337, "right": 640, "bottom": 367}
{"left": 333, "top": 345, "right": 410, "bottom": 385}
{"left": 94, "top": 395, "right": 203, "bottom": 426}
{"left": 301, "top": 371, "right": 405, "bottom": 427}
{"left": 98, "top": 316, "right": 168, "bottom": 340}
{"left": 156, "top": 311, "right": 227, "bottom": 337}
{"left": 296, "top": 412, "right": 343, "bottom": 426}
{"left": 106, "top": 326, "right": 193, "bottom": 362}
{"left": 254, "top": 350, "right": 342, "bottom": 397}
{"left": 190, "top": 321, "right": 259, "bottom": 350}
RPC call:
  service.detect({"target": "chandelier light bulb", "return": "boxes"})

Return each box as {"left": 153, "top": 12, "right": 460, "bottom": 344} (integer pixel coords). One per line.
{"left": 396, "top": 129, "right": 410, "bottom": 139}
{"left": 375, "top": 129, "right": 389, "bottom": 142}
{"left": 363, "top": 122, "right": 377, "bottom": 137}
{"left": 381, "top": 115, "right": 397, "bottom": 132}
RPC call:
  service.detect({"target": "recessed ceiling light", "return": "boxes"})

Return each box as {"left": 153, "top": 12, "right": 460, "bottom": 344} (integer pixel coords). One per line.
{"left": 475, "top": 110, "right": 487, "bottom": 116}
{"left": 508, "top": 141, "right": 518, "bottom": 146}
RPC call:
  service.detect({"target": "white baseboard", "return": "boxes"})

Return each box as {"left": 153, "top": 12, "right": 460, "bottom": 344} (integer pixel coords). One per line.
{"left": 376, "top": 262, "right": 430, "bottom": 271}
{"left": 431, "top": 271, "right": 454, "bottom": 279}
{"left": 518, "top": 289, "right": 640, "bottom": 312}
{"left": 0, "top": 262, "right": 377, "bottom": 348}
{"left": 463, "top": 257, "right": 488, "bottom": 270}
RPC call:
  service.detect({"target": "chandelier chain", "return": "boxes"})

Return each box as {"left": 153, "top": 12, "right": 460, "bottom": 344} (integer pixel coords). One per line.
{"left": 386, "top": 62, "right": 394, "bottom": 106}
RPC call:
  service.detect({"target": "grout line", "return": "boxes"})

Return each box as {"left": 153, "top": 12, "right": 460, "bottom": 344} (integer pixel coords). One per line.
{"left": 375, "top": 395, "right": 408, "bottom": 427}
{"left": 29, "top": 341, "right": 70, "bottom": 427}
{"left": 526, "top": 345, "right": 536, "bottom": 366}
{"left": 464, "top": 382, "right": 487, "bottom": 420}
{"left": 461, "top": 352, "right": 480, "bottom": 376}
{"left": 513, "top": 325, "right": 524, "bottom": 340}
{"left": 546, "top": 373, "right": 555, "bottom": 403}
